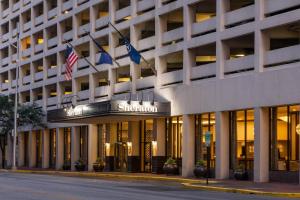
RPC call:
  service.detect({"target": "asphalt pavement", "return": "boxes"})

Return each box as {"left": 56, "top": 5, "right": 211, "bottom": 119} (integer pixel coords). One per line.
{"left": 0, "top": 172, "right": 292, "bottom": 200}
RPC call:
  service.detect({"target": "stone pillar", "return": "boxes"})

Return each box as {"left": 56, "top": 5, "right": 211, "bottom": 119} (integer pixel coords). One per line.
{"left": 71, "top": 126, "right": 80, "bottom": 171}
{"left": 56, "top": 128, "right": 64, "bottom": 170}
{"left": 216, "top": 0, "right": 229, "bottom": 79}
{"left": 216, "top": 111, "right": 230, "bottom": 179}
{"left": 17, "top": 132, "right": 25, "bottom": 167}
{"left": 128, "top": 121, "right": 140, "bottom": 172}
{"left": 28, "top": 131, "right": 36, "bottom": 168}
{"left": 254, "top": 108, "right": 269, "bottom": 182}
{"left": 88, "top": 124, "right": 98, "bottom": 171}
{"left": 42, "top": 129, "right": 50, "bottom": 169}
{"left": 105, "top": 123, "right": 116, "bottom": 171}
{"left": 152, "top": 118, "right": 166, "bottom": 173}
{"left": 182, "top": 115, "right": 195, "bottom": 177}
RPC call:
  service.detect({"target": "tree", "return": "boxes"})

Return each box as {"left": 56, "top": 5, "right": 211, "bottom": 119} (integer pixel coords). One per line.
{"left": 0, "top": 95, "right": 46, "bottom": 168}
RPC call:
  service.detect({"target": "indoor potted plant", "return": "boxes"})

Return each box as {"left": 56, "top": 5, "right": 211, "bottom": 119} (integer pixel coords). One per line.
{"left": 93, "top": 157, "right": 105, "bottom": 172}
{"left": 62, "top": 159, "right": 71, "bottom": 171}
{"left": 163, "top": 157, "right": 178, "bottom": 175}
{"left": 75, "top": 158, "right": 86, "bottom": 171}
{"left": 234, "top": 164, "right": 248, "bottom": 180}
{"left": 193, "top": 160, "right": 207, "bottom": 178}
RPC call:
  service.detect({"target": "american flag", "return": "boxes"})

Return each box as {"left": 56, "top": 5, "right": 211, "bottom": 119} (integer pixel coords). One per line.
{"left": 65, "top": 45, "right": 78, "bottom": 81}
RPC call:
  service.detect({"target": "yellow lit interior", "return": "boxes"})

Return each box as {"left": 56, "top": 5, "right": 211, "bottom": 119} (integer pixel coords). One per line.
{"left": 195, "top": 13, "right": 215, "bottom": 23}
{"left": 118, "top": 77, "right": 130, "bottom": 82}
{"left": 37, "top": 38, "right": 43, "bottom": 44}
{"left": 196, "top": 56, "right": 216, "bottom": 62}
{"left": 98, "top": 11, "right": 108, "bottom": 18}
{"left": 64, "top": 91, "right": 72, "bottom": 95}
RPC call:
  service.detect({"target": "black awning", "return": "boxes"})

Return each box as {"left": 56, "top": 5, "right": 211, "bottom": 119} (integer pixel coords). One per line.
{"left": 47, "top": 100, "right": 170, "bottom": 123}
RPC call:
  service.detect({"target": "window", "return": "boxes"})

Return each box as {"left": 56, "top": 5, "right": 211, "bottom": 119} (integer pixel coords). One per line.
{"left": 195, "top": 113, "right": 215, "bottom": 167}
{"left": 166, "top": 116, "right": 182, "bottom": 159}
{"left": 229, "top": 109, "right": 254, "bottom": 170}
{"left": 270, "top": 106, "right": 300, "bottom": 171}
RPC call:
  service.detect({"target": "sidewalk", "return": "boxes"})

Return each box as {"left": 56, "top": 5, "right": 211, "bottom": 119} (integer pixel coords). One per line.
{"left": 2, "top": 169, "right": 300, "bottom": 198}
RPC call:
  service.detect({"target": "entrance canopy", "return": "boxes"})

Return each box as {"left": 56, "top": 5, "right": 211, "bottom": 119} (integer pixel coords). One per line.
{"left": 47, "top": 100, "right": 171, "bottom": 123}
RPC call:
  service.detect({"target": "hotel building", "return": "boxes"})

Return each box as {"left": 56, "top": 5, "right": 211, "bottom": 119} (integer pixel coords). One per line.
{"left": 0, "top": 0, "right": 299, "bottom": 184}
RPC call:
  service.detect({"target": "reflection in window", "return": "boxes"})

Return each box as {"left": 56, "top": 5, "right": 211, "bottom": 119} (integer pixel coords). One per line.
{"left": 270, "top": 106, "right": 300, "bottom": 171}
{"left": 195, "top": 113, "right": 215, "bottom": 167}
{"left": 166, "top": 116, "right": 182, "bottom": 159}
{"left": 229, "top": 110, "right": 254, "bottom": 170}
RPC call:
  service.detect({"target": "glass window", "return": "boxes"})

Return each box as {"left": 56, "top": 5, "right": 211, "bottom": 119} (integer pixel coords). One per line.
{"left": 270, "top": 106, "right": 300, "bottom": 171}
{"left": 64, "top": 128, "right": 71, "bottom": 163}
{"left": 166, "top": 116, "right": 183, "bottom": 159}
{"left": 230, "top": 109, "right": 254, "bottom": 170}
{"left": 195, "top": 113, "right": 216, "bottom": 167}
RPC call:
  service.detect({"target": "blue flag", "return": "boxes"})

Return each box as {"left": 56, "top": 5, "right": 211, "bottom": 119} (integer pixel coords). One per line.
{"left": 98, "top": 51, "right": 113, "bottom": 65}
{"left": 124, "top": 39, "right": 141, "bottom": 64}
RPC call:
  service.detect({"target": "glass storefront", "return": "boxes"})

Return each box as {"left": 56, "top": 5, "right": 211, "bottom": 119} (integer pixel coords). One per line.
{"left": 195, "top": 113, "right": 216, "bottom": 167}
{"left": 49, "top": 129, "right": 56, "bottom": 169}
{"left": 79, "top": 126, "right": 88, "bottom": 167}
{"left": 114, "top": 122, "right": 128, "bottom": 171}
{"left": 166, "top": 116, "right": 183, "bottom": 159}
{"left": 229, "top": 110, "right": 254, "bottom": 171}
{"left": 63, "top": 128, "right": 71, "bottom": 166}
{"left": 36, "top": 130, "right": 42, "bottom": 168}
{"left": 270, "top": 106, "right": 300, "bottom": 172}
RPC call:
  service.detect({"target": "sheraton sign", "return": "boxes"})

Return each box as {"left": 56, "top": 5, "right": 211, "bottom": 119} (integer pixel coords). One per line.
{"left": 47, "top": 100, "right": 170, "bottom": 122}
{"left": 117, "top": 102, "right": 158, "bottom": 113}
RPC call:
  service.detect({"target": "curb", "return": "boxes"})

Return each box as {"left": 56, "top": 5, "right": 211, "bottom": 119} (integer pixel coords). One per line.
{"left": 7, "top": 169, "right": 211, "bottom": 184}
{"left": 182, "top": 182, "right": 300, "bottom": 199}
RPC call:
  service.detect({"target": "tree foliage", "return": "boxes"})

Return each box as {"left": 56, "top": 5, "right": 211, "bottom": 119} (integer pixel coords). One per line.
{"left": 0, "top": 95, "right": 46, "bottom": 168}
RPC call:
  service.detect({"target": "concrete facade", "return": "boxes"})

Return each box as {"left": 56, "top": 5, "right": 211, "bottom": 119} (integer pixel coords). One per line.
{"left": 0, "top": 0, "right": 299, "bottom": 184}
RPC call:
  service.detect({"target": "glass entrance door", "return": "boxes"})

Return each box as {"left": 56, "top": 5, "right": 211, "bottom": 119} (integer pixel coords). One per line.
{"left": 114, "top": 123, "right": 128, "bottom": 171}
{"left": 140, "top": 120, "right": 153, "bottom": 173}
{"left": 289, "top": 111, "right": 299, "bottom": 171}
{"left": 49, "top": 129, "right": 56, "bottom": 169}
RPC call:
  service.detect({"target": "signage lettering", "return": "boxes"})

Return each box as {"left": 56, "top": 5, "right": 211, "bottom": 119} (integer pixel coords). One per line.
{"left": 65, "top": 105, "right": 90, "bottom": 117}
{"left": 118, "top": 103, "right": 158, "bottom": 113}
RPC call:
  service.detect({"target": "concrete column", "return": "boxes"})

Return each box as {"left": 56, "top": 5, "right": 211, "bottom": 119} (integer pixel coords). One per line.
{"left": 129, "top": 121, "right": 139, "bottom": 156}
{"left": 17, "top": 132, "right": 25, "bottom": 167}
{"left": 182, "top": 115, "right": 195, "bottom": 177}
{"left": 56, "top": 128, "right": 64, "bottom": 170}
{"left": 216, "top": 0, "right": 229, "bottom": 79}
{"left": 42, "top": 129, "right": 50, "bottom": 169}
{"left": 128, "top": 121, "right": 140, "bottom": 172}
{"left": 71, "top": 126, "right": 80, "bottom": 171}
{"left": 154, "top": 118, "right": 165, "bottom": 156}
{"left": 254, "top": 0, "right": 267, "bottom": 73}
{"left": 216, "top": 111, "right": 230, "bottom": 179}
{"left": 88, "top": 124, "right": 98, "bottom": 171}
{"left": 28, "top": 131, "right": 36, "bottom": 168}
{"left": 254, "top": 108, "right": 269, "bottom": 182}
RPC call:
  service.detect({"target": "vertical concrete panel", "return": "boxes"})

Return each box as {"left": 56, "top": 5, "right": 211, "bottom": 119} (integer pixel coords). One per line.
{"left": 254, "top": 108, "right": 269, "bottom": 182}
{"left": 216, "top": 111, "right": 230, "bottom": 179}
{"left": 129, "top": 121, "right": 140, "bottom": 156}
{"left": 56, "top": 128, "right": 64, "bottom": 170}
{"left": 71, "top": 126, "right": 80, "bottom": 171}
{"left": 88, "top": 124, "right": 98, "bottom": 171}
{"left": 182, "top": 115, "right": 195, "bottom": 177}
{"left": 17, "top": 133, "right": 25, "bottom": 167}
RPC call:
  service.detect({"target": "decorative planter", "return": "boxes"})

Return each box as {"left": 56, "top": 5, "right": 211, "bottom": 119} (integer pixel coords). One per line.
{"left": 93, "top": 164, "right": 104, "bottom": 172}
{"left": 234, "top": 170, "right": 248, "bottom": 180}
{"left": 75, "top": 164, "right": 86, "bottom": 171}
{"left": 193, "top": 166, "right": 207, "bottom": 178}
{"left": 163, "top": 164, "right": 178, "bottom": 175}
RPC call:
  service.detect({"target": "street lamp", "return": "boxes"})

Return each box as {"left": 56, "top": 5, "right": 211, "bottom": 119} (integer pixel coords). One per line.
{"left": 11, "top": 24, "right": 20, "bottom": 170}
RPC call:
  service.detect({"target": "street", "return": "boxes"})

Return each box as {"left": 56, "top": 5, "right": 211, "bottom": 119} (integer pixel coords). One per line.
{"left": 0, "top": 173, "right": 291, "bottom": 200}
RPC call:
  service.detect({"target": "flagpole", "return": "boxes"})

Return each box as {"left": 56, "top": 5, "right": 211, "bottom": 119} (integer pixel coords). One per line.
{"left": 64, "top": 40, "right": 100, "bottom": 73}
{"left": 108, "top": 22, "right": 157, "bottom": 76}
{"left": 83, "top": 29, "right": 121, "bottom": 68}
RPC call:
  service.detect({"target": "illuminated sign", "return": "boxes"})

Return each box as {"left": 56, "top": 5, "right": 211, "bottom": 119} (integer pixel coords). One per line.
{"left": 64, "top": 105, "right": 90, "bottom": 117}
{"left": 117, "top": 102, "right": 158, "bottom": 113}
